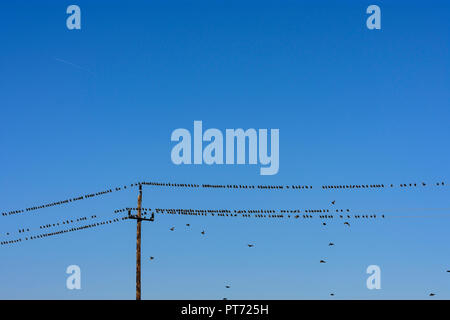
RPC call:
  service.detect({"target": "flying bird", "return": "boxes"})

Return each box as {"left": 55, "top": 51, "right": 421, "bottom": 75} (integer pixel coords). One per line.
{"left": 201, "top": 230, "right": 205, "bottom": 235}
{"left": 331, "top": 201, "right": 335, "bottom": 205}
{"left": 429, "top": 293, "right": 436, "bottom": 297}
{"left": 344, "top": 222, "right": 350, "bottom": 227}
{"left": 322, "top": 222, "right": 327, "bottom": 226}
{"left": 170, "top": 227, "right": 175, "bottom": 231}
{"left": 225, "top": 285, "right": 230, "bottom": 289}
{"left": 186, "top": 224, "right": 190, "bottom": 227}
{"left": 149, "top": 256, "right": 154, "bottom": 260}
{"left": 330, "top": 293, "right": 335, "bottom": 296}
{"left": 320, "top": 260, "right": 326, "bottom": 263}
{"left": 329, "top": 243, "right": 334, "bottom": 246}
{"left": 248, "top": 244, "right": 254, "bottom": 248}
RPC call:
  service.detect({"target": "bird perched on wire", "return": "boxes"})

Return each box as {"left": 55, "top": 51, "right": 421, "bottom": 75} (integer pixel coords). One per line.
{"left": 320, "top": 260, "right": 326, "bottom": 263}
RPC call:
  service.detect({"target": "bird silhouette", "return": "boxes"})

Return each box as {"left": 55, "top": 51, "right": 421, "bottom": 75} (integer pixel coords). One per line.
{"left": 447, "top": 270, "right": 450, "bottom": 273}
{"left": 248, "top": 244, "right": 254, "bottom": 248}
{"left": 201, "top": 230, "right": 205, "bottom": 235}
{"left": 331, "top": 201, "right": 335, "bottom": 205}
{"left": 344, "top": 222, "right": 350, "bottom": 227}
{"left": 330, "top": 293, "right": 334, "bottom": 296}
{"left": 149, "top": 256, "right": 154, "bottom": 260}
{"left": 186, "top": 224, "right": 190, "bottom": 226}
{"left": 225, "top": 285, "right": 230, "bottom": 289}
{"left": 429, "top": 293, "right": 436, "bottom": 297}
{"left": 329, "top": 242, "right": 334, "bottom": 246}
{"left": 170, "top": 227, "right": 175, "bottom": 231}
{"left": 320, "top": 260, "right": 326, "bottom": 263}
{"left": 322, "top": 222, "right": 327, "bottom": 226}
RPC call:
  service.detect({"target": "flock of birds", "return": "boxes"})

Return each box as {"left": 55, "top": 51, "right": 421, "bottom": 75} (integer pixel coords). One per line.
{"left": 150, "top": 221, "right": 252, "bottom": 299}
{"left": 144, "top": 199, "right": 448, "bottom": 299}
{"left": 0, "top": 180, "right": 447, "bottom": 298}
{"left": 1, "top": 180, "right": 445, "bottom": 217}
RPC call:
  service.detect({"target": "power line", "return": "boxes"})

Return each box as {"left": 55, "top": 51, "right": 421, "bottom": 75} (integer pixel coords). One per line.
{"left": 0, "top": 216, "right": 129, "bottom": 246}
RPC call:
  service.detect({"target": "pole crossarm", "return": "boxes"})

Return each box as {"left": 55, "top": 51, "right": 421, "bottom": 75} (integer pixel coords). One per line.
{"left": 127, "top": 211, "right": 154, "bottom": 222}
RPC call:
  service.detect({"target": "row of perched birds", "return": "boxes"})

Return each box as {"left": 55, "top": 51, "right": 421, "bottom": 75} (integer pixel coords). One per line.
{"left": 38, "top": 215, "right": 97, "bottom": 230}
{"left": 120, "top": 207, "right": 363, "bottom": 215}
{"left": 0, "top": 216, "right": 128, "bottom": 246}
{"left": 142, "top": 180, "right": 445, "bottom": 191}
{"left": 118, "top": 207, "right": 384, "bottom": 222}
{"left": 9, "top": 215, "right": 99, "bottom": 237}
{"left": 2, "top": 179, "right": 445, "bottom": 217}
{"left": 1, "top": 186, "right": 127, "bottom": 217}
{"left": 322, "top": 181, "right": 445, "bottom": 189}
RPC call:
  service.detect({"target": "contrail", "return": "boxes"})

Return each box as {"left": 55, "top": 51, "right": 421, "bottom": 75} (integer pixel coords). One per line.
{"left": 54, "top": 57, "right": 95, "bottom": 75}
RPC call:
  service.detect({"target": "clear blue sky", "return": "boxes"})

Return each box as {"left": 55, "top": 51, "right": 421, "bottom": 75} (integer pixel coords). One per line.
{"left": 0, "top": 0, "right": 449, "bottom": 299}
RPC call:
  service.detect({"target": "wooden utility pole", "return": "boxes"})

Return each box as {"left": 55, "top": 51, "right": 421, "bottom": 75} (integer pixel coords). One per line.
{"left": 127, "top": 184, "right": 154, "bottom": 300}
{"left": 136, "top": 184, "right": 142, "bottom": 300}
